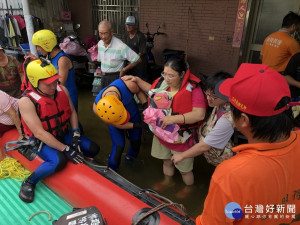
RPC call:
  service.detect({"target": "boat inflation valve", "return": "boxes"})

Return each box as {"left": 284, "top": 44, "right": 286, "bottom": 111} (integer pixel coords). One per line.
{"left": 132, "top": 207, "right": 160, "bottom": 225}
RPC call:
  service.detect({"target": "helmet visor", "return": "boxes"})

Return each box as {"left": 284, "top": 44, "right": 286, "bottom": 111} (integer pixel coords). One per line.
{"left": 40, "top": 74, "right": 61, "bottom": 84}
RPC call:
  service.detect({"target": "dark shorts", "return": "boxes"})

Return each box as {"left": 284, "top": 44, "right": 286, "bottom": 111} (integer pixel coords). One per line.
{"left": 100, "top": 73, "right": 120, "bottom": 90}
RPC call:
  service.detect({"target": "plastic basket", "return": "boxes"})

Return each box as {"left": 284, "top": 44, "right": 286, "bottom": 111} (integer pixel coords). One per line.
{"left": 19, "top": 43, "right": 30, "bottom": 55}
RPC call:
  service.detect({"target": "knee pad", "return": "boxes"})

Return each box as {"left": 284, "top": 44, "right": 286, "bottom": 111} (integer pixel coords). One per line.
{"left": 54, "top": 151, "right": 68, "bottom": 173}
{"left": 87, "top": 141, "right": 100, "bottom": 158}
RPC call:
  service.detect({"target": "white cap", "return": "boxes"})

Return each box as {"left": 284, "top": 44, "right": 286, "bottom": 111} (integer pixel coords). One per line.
{"left": 125, "top": 16, "right": 136, "bottom": 26}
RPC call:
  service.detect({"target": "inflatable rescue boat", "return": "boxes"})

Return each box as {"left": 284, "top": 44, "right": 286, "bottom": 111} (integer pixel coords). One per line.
{"left": 0, "top": 129, "right": 195, "bottom": 225}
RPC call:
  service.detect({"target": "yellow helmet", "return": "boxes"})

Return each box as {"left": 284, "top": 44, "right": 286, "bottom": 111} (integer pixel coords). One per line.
{"left": 96, "top": 95, "right": 130, "bottom": 125}
{"left": 26, "top": 59, "right": 59, "bottom": 88}
{"left": 32, "top": 29, "right": 57, "bottom": 52}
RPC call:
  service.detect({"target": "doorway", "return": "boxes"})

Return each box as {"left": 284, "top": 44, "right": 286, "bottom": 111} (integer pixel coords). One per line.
{"left": 241, "top": 0, "right": 300, "bottom": 64}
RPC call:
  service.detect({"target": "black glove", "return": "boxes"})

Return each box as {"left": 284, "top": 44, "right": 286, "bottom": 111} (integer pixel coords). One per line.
{"left": 63, "top": 145, "right": 84, "bottom": 164}
{"left": 141, "top": 102, "right": 148, "bottom": 110}
{"left": 71, "top": 131, "right": 81, "bottom": 153}
{"left": 133, "top": 122, "right": 149, "bottom": 130}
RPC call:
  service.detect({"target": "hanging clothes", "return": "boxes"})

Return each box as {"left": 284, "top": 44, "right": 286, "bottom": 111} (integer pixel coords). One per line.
{"left": 11, "top": 15, "right": 27, "bottom": 43}
{"left": 32, "top": 16, "right": 44, "bottom": 32}
{"left": 7, "top": 17, "right": 17, "bottom": 47}
{"left": 11, "top": 17, "right": 21, "bottom": 36}
{"left": 11, "top": 15, "right": 25, "bottom": 30}
{"left": 0, "top": 16, "right": 9, "bottom": 47}
{"left": 0, "top": 13, "right": 43, "bottom": 47}
{"left": 1, "top": 16, "right": 11, "bottom": 47}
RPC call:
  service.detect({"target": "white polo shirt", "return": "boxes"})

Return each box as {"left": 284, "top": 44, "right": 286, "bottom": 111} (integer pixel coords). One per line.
{"left": 97, "top": 36, "right": 140, "bottom": 73}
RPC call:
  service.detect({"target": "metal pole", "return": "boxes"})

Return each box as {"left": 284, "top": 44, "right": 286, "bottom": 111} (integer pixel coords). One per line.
{"left": 5, "top": 0, "right": 9, "bottom": 14}
{"left": 21, "top": 0, "right": 38, "bottom": 57}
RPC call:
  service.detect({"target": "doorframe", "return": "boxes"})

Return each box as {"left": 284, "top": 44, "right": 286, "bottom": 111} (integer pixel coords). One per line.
{"left": 238, "top": 0, "right": 261, "bottom": 65}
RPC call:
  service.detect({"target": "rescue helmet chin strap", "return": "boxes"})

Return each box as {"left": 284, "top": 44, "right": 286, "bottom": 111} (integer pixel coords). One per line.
{"left": 36, "top": 86, "right": 56, "bottom": 99}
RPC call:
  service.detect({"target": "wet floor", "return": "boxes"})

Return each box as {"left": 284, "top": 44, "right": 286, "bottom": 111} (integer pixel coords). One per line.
{"left": 77, "top": 82, "right": 215, "bottom": 219}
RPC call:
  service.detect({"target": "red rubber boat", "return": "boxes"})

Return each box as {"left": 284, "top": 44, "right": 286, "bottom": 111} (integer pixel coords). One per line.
{"left": 0, "top": 128, "right": 195, "bottom": 225}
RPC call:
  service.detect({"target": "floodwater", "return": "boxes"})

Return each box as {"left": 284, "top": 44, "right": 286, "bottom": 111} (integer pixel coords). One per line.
{"left": 77, "top": 82, "right": 215, "bottom": 219}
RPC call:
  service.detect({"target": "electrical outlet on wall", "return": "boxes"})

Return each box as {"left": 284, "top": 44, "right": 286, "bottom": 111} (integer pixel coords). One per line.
{"left": 209, "top": 36, "right": 214, "bottom": 41}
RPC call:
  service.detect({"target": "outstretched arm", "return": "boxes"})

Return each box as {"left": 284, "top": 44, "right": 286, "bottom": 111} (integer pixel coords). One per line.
{"left": 171, "top": 141, "right": 211, "bottom": 164}
{"left": 5, "top": 106, "right": 23, "bottom": 139}
{"left": 122, "top": 75, "right": 151, "bottom": 93}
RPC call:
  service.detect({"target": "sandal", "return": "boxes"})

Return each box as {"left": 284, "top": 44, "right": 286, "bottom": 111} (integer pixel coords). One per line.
{"left": 175, "top": 186, "right": 194, "bottom": 199}
{"left": 153, "top": 180, "right": 175, "bottom": 191}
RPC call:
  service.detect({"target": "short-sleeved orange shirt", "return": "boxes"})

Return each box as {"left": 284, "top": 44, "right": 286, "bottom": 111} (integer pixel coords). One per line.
{"left": 261, "top": 30, "right": 300, "bottom": 72}
{"left": 196, "top": 131, "right": 300, "bottom": 225}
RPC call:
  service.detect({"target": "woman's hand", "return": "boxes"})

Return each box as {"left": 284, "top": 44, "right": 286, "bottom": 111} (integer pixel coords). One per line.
{"left": 158, "top": 116, "right": 175, "bottom": 129}
{"left": 171, "top": 154, "right": 184, "bottom": 164}
{"left": 19, "top": 134, "right": 29, "bottom": 140}
{"left": 121, "top": 75, "right": 137, "bottom": 82}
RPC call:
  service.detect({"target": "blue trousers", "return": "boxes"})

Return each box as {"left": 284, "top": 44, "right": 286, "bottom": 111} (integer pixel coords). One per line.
{"left": 29, "top": 131, "right": 99, "bottom": 184}
{"left": 108, "top": 125, "right": 142, "bottom": 171}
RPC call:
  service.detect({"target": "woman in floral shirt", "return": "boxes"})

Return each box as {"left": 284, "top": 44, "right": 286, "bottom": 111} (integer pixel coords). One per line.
{"left": 0, "top": 46, "right": 23, "bottom": 98}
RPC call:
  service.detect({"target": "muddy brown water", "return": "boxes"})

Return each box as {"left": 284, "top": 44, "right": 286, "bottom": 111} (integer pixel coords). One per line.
{"left": 78, "top": 84, "right": 215, "bottom": 219}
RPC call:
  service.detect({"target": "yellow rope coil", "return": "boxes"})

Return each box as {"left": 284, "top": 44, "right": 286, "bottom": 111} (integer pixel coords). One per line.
{"left": 0, "top": 157, "right": 31, "bottom": 181}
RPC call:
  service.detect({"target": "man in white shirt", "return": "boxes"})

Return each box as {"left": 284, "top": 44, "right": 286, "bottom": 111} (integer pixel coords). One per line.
{"left": 96, "top": 20, "right": 141, "bottom": 90}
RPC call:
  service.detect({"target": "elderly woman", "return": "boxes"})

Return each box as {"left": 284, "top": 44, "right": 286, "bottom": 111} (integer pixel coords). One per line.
{"left": 172, "top": 71, "right": 235, "bottom": 168}
{"left": 0, "top": 46, "right": 24, "bottom": 98}
{"left": 122, "top": 56, "right": 206, "bottom": 198}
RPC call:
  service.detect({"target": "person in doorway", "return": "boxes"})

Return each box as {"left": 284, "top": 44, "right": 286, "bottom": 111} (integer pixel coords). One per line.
{"left": 25, "top": 29, "right": 78, "bottom": 111}
{"left": 18, "top": 59, "right": 100, "bottom": 203}
{"left": 124, "top": 16, "right": 148, "bottom": 81}
{"left": 260, "top": 11, "right": 300, "bottom": 73}
{"left": 96, "top": 20, "right": 141, "bottom": 92}
{"left": 196, "top": 63, "right": 300, "bottom": 225}
{"left": 0, "top": 45, "right": 24, "bottom": 98}
{"left": 93, "top": 78, "right": 148, "bottom": 171}
{"left": 171, "top": 71, "right": 235, "bottom": 167}
{"left": 122, "top": 56, "right": 207, "bottom": 198}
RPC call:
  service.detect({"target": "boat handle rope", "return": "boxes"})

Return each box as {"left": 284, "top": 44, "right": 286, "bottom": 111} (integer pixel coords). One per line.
{"left": 28, "top": 210, "right": 52, "bottom": 221}
{"left": 143, "top": 189, "right": 173, "bottom": 204}
{"left": 133, "top": 202, "right": 187, "bottom": 225}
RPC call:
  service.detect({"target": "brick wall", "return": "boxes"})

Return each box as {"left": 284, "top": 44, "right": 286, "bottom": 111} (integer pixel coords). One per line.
{"left": 140, "top": 0, "right": 241, "bottom": 76}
